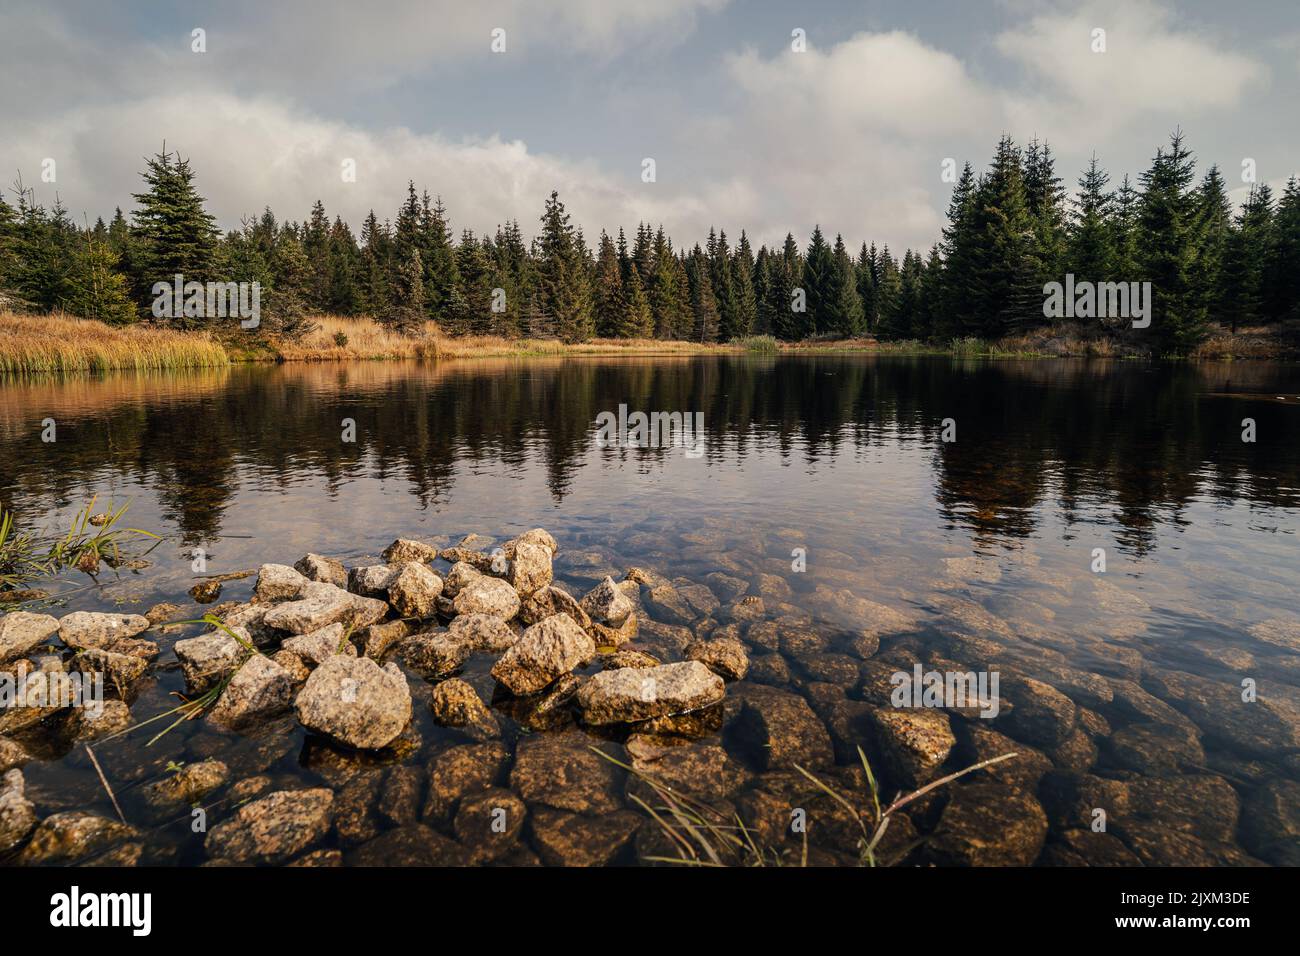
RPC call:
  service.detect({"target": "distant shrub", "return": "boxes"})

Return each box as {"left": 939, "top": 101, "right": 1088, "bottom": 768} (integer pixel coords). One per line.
{"left": 736, "top": 334, "right": 779, "bottom": 353}
{"left": 333, "top": 331, "right": 349, "bottom": 347}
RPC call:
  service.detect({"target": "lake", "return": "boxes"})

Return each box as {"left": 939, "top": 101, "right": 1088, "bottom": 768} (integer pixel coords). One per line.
{"left": 2, "top": 354, "right": 1298, "bottom": 866}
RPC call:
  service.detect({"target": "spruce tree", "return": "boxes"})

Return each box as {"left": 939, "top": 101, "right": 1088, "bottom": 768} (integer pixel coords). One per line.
{"left": 687, "top": 245, "right": 720, "bottom": 342}
{"left": 1263, "top": 177, "right": 1300, "bottom": 323}
{"left": 1069, "top": 155, "right": 1115, "bottom": 286}
{"left": 618, "top": 263, "right": 655, "bottom": 338}
{"left": 855, "top": 243, "right": 877, "bottom": 335}
{"left": 1193, "top": 165, "right": 1233, "bottom": 321}
{"left": 802, "top": 225, "right": 835, "bottom": 337}
{"left": 67, "top": 227, "right": 135, "bottom": 324}
{"left": 1137, "top": 130, "right": 1209, "bottom": 352}
{"left": 593, "top": 230, "right": 622, "bottom": 338}
{"left": 535, "top": 191, "right": 594, "bottom": 342}
{"left": 730, "top": 230, "right": 757, "bottom": 338}
{"left": 1220, "top": 183, "right": 1273, "bottom": 333}
{"left": 130, "top": 150, "right": 219, "bottom": 319}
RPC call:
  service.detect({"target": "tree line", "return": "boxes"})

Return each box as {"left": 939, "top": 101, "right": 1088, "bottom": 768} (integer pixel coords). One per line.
{"left": 1, "top": 130, "right": 1296, "bottom": 353}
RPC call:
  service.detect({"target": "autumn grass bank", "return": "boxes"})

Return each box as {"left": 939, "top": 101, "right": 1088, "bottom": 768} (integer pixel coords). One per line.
{"left": 0, "top": 312, "right": 229, "bottom": 373}
{"left": 4, "top": 312, "right": 1297, "bottom": 373}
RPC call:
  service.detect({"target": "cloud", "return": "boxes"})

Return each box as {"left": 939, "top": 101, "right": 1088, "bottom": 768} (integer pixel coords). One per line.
{"left": 996, "top": 0, "right": 1267, "bottom": 129}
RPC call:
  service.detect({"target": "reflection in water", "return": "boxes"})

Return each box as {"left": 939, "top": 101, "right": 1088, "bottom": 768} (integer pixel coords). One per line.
{"left": 3, "top": 356, "right": 1297, "bottom": 549}
{"left": 1, "top": 355, "right": 1298, "bottom": 867}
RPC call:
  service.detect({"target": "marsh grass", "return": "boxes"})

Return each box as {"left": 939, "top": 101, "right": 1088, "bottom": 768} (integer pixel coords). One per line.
{"left": 0, "top": 311, "right": 229, "bottom": 373}
{"left": 734, "top": 334, "right": 779, "bottom": 353}
{"left": 599, "top": 745, "right": 1017, "bottom": 867}
{"left": 0, "top": 497, "right": 158, "bottom": 591}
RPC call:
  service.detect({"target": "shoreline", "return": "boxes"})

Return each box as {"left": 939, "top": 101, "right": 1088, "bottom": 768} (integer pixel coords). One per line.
{"left": 3, "top": 312, "right": 1297, "bottom": 375}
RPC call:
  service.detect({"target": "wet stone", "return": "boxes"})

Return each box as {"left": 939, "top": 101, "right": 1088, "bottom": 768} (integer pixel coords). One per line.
{"left": 1240, "top": 779, "right": 1300, "bottom": 866}
{"left": 446, "top": 613, "right": 518, "bottom": 653}
{"left": 995, "top": 674, "right": 1076, "bottom": 747}
{"left": 430, "top": 678, "right": 500, "bottom": 740}
{"left": 294, "top": 553, "right": 348, "bottom": 588}
{"left": 577, "top": 660, "right": 723, "bottom": 725}
{"left": 1039, "top": 829, "right": 1143, "bottom": 867}
{"left": 348, "top": 564, "right": 398, "bottom": 599}
{"left": 209, "top": 654, "right": 294, "bottom": 728}
{"left": 189, "top": 579, "right": 223, "bottom": 603}
{"left": 57, "top": 612, "right": 154, "bottom": 655}
{"left": 491, "top": 613, "right": 595, "bottom": 696}
{"left": 382, "top": 538, "right": 441, "bottom": 565}
{"left": 453, "top": 576, "right": 522, "bottom": 620}
{"left": 205, "top": 788, "right": 333, "bottom": 865}
{"left": 141, "top": 759, "right": 229, "bottom": 817}
{"left": 0, "top": 612, "right": 59, "bottom": 662}
{"left": 282, "top": 623, "right": 354, "bottom": 667}
{"left": 600, "top": 649, "right": 661, "bottom": 670}
{"left": 263, "top": 582, "right": 388, "bottom": 636}
{"left": 387, "top": 562, "right": 444, "bottom": 619}
{"left": 956, "top": 724, "right": 1052, "bottom": 789}
{"left": 333, "top": 773, "right": 384, "bottom": 847}
{"left": 402, "top": 631, "right": 471, "bottom": 677}
{"left": 254, "top": 563, "right": 309, "bottom": 602}
{"left": 507, "top": 541, "right": 554, "bottom": 598}
{"left": 378, "top": 765, "right": 424, "bottom": 827}
{"left": 294, "top": 655, "right": 412, "bottom": 750}
{"left": 1037, "top": 770, "right": 1132, "bottom": 830}
{"left": 1104, "top": 722, "right": 1205, "bottom": 776}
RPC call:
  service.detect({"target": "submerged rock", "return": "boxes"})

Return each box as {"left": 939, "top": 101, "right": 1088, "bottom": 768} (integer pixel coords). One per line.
{"left": 350, "top": 824, "right": 468, "bottom": 866}
{"left": 491, "top": 613, "right": 595, "bottom": 695}
{"left": 423, "top": 742, "right": 510, "bottom": 822}
{"left": 996, "top": 674, "right": 1076, "bottom": 747}
{"left": 529, "top": 807, "right": 641, "bottom": 866}
{"left": 0, "top": 768, "right": 37, "bottom": 854}
{"left": 0, "top": 737, "right": 30, "bottom": 773}
{"left": 1105, "top": 722, "right": 1204, "bottom": 776}
{"left": 72, "top": 699, "right": 133, "bottom": 741}
{"left": 1240, "top": 778, "right": 1300, "bottom": 866}
{"left": 732, "top": 688, "right": 834, "bottom": 770}
{"left": 205, "top": 788, "right": 334, "bottom": 865}
{"left": 576, "top": 660, "right": 724, "bottom": 725}
{"left": 189, "top": 579, "right": 223, "bottom": 603}
{"left": 867, "top": 708, "right": 956, "bottom": 788}
{"left": 510, "top": 731, "right": 623, "bottom": 814}
{"left": 925, "top": 783, "right": 1048, "bottom": 866}
{"left": 142, "top": 759, "right": 229, "bottom": 816}
{"left": 0, "top": 612, "right": 59, "bottom": 662}
{"left": 295, "top": 655, "right": 412, "bottom": 749}
{"left": 16, "top": 811, "right": 138, "bottom": 865}
{"left": 454, "top": 788, "right": 527, "bottom": 862}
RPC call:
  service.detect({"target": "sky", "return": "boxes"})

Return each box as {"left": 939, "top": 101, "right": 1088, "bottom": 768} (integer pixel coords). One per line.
{"left": 3, "top": 0, "right": 1298, "bottom": 254}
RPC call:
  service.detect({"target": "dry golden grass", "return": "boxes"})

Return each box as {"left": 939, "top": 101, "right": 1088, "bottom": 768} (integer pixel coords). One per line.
{"left": 0, "top": 311, "right": 229, "bottom": 373}
{"left": 278, "top": 315, "right": 743, "bottom": 360}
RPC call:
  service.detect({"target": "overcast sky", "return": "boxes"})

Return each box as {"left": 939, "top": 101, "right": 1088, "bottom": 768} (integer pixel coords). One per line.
{"left": 3, "top": 0, "right": 1297, "bottom": 253}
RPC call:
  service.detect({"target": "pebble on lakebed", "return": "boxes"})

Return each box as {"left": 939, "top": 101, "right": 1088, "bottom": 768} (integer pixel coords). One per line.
{"left": 1, "top": 526, "right": 1295, "bottom": 868}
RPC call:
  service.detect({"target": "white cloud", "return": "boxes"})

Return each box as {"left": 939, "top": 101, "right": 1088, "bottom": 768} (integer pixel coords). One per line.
{"left": 996, "top": 0, "right": 1266, "bottom": 127}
